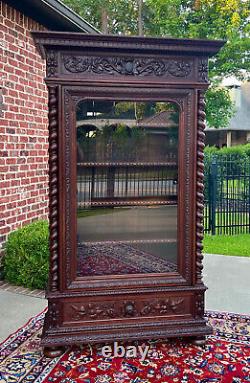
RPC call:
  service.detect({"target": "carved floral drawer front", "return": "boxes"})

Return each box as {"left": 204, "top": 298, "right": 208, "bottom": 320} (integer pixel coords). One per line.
{"left": 62, "top": 295, "right": 192, "bottom": 324}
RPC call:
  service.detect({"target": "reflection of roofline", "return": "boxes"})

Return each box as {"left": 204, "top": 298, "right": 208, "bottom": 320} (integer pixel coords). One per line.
{"left": 5, "top": 0, "right": 100, "bottom": 33}
{"left": 77, "top": 119, "right": 137, "bottom": 129}
{"left": 77, "top": 118, "right": 176, "bottom": 129}
{"left": 138, "top": 111, "right": 178, "bottom": 128}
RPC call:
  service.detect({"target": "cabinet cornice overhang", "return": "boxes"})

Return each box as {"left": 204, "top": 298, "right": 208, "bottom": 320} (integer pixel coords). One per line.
{"left": 32, "top": 31, "right": 225, "bottom": 58}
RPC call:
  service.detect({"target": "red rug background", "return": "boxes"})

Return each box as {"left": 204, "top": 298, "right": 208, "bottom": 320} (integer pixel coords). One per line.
{"left": 0, "top": 310, "right": 249, "bottom": 383}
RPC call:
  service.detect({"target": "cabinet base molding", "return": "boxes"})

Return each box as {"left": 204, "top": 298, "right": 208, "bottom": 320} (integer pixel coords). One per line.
{"left": 41, "top": 291, "right": 212, "bottom": 349}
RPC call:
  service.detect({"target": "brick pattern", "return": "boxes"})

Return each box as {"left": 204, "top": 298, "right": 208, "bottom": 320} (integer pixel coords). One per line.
{"left": 0, "top": 280, "right": 45, "bottom": 298}
{"left": 0, "top": 1, "right": 48, "bottom": 249}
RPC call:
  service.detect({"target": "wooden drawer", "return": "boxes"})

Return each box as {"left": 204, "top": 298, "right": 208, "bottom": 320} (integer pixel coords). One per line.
{"left": 62, "top": 293, "right": 193, "bottom": 326}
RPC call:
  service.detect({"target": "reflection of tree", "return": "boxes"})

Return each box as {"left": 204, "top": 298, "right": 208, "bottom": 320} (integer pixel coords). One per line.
{"left": 77, "top": 124, "right": 147, "bottom": 162}
{"left": 77, "top": 127, "right": 96, "bottom": 162}
{"left": 112, "top": 124, "right": 145, "bottom": 161}
{"left": 155, "top": 102, "right": 177, "bottom": 114}
{"left": 114, "top": 101, "right": 178, "bottom": 121}
{"left": 77, "top": 101, "right": 179, "bottom": 163}
{"left": 97, "top": 124, "right": 146, "bottom": 161}
{"left": 114, "top": 101, "right": 147, "bottom": 120}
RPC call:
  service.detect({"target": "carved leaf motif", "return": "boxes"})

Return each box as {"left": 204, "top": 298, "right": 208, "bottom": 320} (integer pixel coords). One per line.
{"left": 140, "top": 304, "right": 152, "bottom": 316}
{"left": 168, "top": 61, "right": 192, "bottom": 77}
{"left": 70, "top": 303, "right": 117, "bottom": 320}
{"left": 170, "top": 298, "right": 185, "bottom": 311}
{"left": 133, "top": 60, "right": 166, "bottom": 76}
{"left": 71, "top": 305, "right": 86, "bottom": 317}
{"left": 140, "top": 298, "right": 184, "bottom": 316}
{"left": 92, "top": 58, "right": 125, "bottom": 75}
{"left": 63, "top": 56, "right": 91, "bottom": 73}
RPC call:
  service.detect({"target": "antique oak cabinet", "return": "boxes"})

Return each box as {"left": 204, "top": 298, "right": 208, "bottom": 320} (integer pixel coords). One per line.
{"left": 33, "top": 32, "right": 224, "bottom": 356}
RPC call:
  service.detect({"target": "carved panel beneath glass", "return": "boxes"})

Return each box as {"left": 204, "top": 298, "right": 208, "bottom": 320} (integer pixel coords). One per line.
{"left": 76, "top": 100, "right": 179, "bottom": 276}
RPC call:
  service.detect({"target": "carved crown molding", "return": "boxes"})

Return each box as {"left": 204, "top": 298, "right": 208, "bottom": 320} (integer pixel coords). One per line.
{"left": 62, "top": 55, "right": 193, "bottom": 79}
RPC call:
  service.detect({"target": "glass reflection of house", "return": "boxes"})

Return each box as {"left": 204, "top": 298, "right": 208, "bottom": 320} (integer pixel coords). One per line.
{"left": 136, "top": 110, "right": 178, "bottom": 163}
{"left": 76, "top": 101, "right": 178, "bottom": 205}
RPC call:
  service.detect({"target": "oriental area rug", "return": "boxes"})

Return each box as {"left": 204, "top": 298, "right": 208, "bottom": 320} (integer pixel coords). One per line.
{"left": 0, "top": 311, "right": 249, "bottom": 383}
{"left": 77, "top": 242, "right": 177, "bottom": 276}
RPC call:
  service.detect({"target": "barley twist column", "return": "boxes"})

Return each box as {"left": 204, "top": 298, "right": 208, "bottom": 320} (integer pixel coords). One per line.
{"left": 196, "top": 90, "right": 206, "bottom": 284}
{"left": 48, "top": 85, "right": 59, "bottom": 292}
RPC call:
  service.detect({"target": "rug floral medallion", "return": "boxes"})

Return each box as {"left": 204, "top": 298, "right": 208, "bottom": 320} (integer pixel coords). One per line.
{"left": 0, "top": 311, "right": 249, "bottom": 383}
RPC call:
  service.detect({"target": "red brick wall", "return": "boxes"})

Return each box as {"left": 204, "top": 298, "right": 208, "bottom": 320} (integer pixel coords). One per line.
{"left": 0, "top": 1, "right": 48, "bottom": 250}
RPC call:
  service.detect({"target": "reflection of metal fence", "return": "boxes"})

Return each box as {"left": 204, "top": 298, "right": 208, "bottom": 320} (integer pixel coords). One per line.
{"left": 204, "top": 157, "right": 250, "bottom": 235}
{"left": 77, "top": 162, "right": 178, "bottom": 207}
{"left": 77, "top": 157, "right": 250, "bottom": 235}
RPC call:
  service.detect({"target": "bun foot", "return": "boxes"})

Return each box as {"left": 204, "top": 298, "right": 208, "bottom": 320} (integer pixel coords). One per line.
{"left": 43, "top": 346, "right": 65, "bottom": 358}
{"left": 192, "top": 337, "right": 206, "bottom": 347}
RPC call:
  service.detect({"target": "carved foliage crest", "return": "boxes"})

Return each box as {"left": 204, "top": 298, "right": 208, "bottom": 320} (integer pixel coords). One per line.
{"left": 63, "top": 55, "right": 193, "bottom": 78}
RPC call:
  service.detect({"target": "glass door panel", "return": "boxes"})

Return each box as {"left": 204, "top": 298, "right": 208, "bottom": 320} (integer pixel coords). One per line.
{"left": 76, "top": 100, "right": 179, "bottom": 276}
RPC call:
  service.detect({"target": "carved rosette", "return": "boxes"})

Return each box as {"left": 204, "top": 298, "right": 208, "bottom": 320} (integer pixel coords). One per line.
{"left": 195, "top": 293, "right": 204, "bottom": 318}
{"left": 46, "top": 51, "right": 58, "bottom": 77}
{"left": 47, "top": 302, "right": 60, "bottom": 328}
{"left": 48, "top": 86, "right": 59, "bottom": 292}
{"left": 196, "top": 91, "right": 206, "bottom": 284}
{"left": 198, "top": 59, "right": 208, "bottom": 83}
